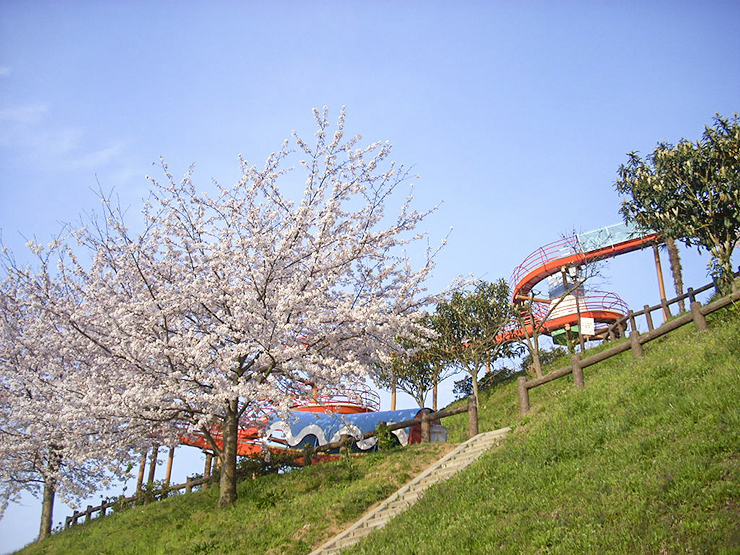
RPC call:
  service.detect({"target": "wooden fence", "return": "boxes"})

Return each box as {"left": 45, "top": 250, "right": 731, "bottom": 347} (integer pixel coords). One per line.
{"left": 63, "top": 395, "right": 479, "bottom": 529}
{"left": 64, "top": 475, "right": 211, "bottom": 528}
{"left": 518, "top": 277, "right": 740, "bottom": 415}
{"left": 601, "top": 278, "right": 723, "bottom": 340}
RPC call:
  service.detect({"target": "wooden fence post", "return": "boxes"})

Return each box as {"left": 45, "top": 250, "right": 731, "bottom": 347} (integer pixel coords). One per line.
{"left": 186, "top": 477, "right": 194, "bottom": 493}
{"left": 660, "top": 298, "right": 671, "bottom": 321}
{"left": 630, "top": 330, "right": 644, "bottom": 357}
{"left": 421, "top": 412, "right": 431, "bottom": 443}
{"left": 644, "top": 305, "right": 654, "bottom": 331}
{"left": 203, "top": 452, "right": 213, "bottom": 490}
{"left": 572, "top": 355, "right": 584, "bottom": 388}
{"left": 517, "top": 377, "right": 530, "bottom": 415}
{"left": 691, "top": 300, "right": 708, "bottom": 331}
{"left": 467, "top": 395, "right": 479, "bottom": 437}
{"left": 84, "top": 505, "right": 93, "bottom": 524}
{"left": 340, "top": 434, "right": 352, "bottom": 455}
{"left": 302, "top": 442, "right": 314, "bottom": 467}
{"left": 628, "top": 310, "right": 637, "bottom": 333}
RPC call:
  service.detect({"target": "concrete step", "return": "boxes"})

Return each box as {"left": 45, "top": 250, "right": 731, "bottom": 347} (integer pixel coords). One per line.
{"left": 308, "top": 427, "right": 511, "bottom": 555}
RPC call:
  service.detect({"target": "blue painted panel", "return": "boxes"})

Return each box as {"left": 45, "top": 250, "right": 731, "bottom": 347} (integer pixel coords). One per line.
{"left": 265, "top": 408, "right": 425, "bottom": 451}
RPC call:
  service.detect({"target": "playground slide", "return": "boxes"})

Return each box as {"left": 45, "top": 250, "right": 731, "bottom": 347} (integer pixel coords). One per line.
{"left": 504, "top": 223, "right": 659, "bottom": 342}
{"left": 510, "top": 222, "right": 659, "bottom": 301}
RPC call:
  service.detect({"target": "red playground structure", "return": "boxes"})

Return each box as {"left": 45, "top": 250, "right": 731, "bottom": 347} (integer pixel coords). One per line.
{"left": 505, "top": 222, "right": 660, "bottom": 345}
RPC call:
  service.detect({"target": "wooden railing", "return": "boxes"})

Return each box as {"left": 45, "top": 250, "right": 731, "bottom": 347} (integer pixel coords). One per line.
{"left": 64, "top": 475, "right": 211, "bottom": 528}
{"left": 601, "top": 278, "right": 724, "bottom": 339}
{"left": 518, "top": 277, "right": 740, "bottom": 415}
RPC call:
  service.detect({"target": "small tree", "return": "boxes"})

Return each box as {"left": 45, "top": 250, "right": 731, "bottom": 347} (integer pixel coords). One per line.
{"left": 373, "top": 314, "right": 455, "bottom": 409}
{"left": 615, "top": 113, "right": 740, "bottom": 291}
{"left": 374, "top": 346, "right": 436, "bottom": 408}
{"left": 434, "top": 279, "right": 519, "bottom": 403}
{"left": 510, "top": 264, "right": 596, "bottom": 378}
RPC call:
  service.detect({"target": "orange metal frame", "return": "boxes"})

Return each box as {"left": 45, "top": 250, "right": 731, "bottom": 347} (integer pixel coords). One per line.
{"left": 510, "top": 233, "right": 660, "bottom": 300}
{"left": 506, "top": 231, "right": 659, "bottom": 341}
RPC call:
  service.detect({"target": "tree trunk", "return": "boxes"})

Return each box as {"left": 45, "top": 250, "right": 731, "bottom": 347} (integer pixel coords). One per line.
{"left": 713, "top": 243, "right": 737, "bottom": 293}
{"left": 147, "top": 444, "right": 159, "bottom": 486}
{"left": 653, "top": 244, "right": 670, "bottom": 320}
{"left": 218, "top": 398, "right": 240, "bottom": 507}
{"left": 38, "top": 449, "right": 61, "bottom": 540}
{"left": 665, "top": 238, "right": 685, "bottom": 312}
{"left": 136, "top": 448, "right": 147, "bottom": 497}
{"left": 530, "top": 333, "right": 543, "bottom": 378}
{"left": 471, "top": 370, "right": 480, "bottom": 405}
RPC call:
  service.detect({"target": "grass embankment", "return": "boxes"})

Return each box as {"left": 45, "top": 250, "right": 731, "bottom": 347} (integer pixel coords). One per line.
{"left": 19, "top": 307, "right": 740, "bottom": 554}
{"left": 17, "top": 445, "right": 453, "bottom": 555}
{"left": 356, "top": 307, "right": 740, "bottom": 554}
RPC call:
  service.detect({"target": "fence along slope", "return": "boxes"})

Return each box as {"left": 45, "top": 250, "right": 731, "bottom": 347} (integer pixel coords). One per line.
{"left": 518, "top": 275, "right": 740, "bottom": 414}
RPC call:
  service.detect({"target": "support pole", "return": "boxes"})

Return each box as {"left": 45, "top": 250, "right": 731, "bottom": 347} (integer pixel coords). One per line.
{"left": 165, "top": 447, "right": 175, "bottom": 487}
{"left": 653, "top": 244, "right": 670, "bottom": 321}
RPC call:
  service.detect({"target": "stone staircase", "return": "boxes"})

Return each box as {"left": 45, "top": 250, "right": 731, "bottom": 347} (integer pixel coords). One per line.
{"left": 308, "top": 427, "right": 511, "bottom": 555}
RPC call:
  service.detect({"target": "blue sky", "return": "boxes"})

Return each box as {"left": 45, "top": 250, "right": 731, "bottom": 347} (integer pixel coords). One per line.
{"left": 1, "top": 1, "right": 738, "bottom": 551}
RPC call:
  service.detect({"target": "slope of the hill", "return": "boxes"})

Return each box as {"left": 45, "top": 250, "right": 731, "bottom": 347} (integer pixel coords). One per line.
{"left": 16, "top": 306, "right": 739, "bottom": 555}
{"left": 15, "top": 444, "right": 453, "bottom": 555}
{"left": 353, "top": 307, "right": 740, "bottom": 554}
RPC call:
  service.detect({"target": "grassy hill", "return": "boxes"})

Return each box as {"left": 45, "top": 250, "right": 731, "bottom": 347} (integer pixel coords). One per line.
{"left": 17, "top": 306, "right": 740, "bottom": 554}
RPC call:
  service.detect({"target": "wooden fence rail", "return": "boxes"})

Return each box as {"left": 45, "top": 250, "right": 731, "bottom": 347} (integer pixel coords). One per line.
{"left": 602, "top": 275, "right": 734, "bottom": 339}
{"left": 518, "top": 279, "right": 740, "bottom": 415}
{"left": 64, "top": 475, "right": 211, "bottom": 528}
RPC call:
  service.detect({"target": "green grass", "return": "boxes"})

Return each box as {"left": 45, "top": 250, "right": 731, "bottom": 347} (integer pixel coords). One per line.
{"left": 17, "top": 444, "right": 453, "bottom": 555}
{"left": 353, "top": 307, "right": 740, "bottom": 554}
{"left": 18, "top": 307, "right": 740, "bottom": 554}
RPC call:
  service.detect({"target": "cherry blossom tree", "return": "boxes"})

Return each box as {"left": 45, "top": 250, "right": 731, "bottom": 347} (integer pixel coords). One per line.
{"left": 55, "top": 108, "right": 442, "bottom": 507}
{"left": 0, "top": 249, "right": 155, "bottom": 539}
